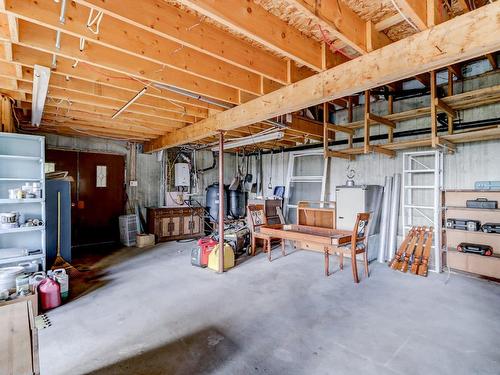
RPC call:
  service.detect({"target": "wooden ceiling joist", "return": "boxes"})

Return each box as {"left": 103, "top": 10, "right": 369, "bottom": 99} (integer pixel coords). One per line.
{"left": 174, "top": 0, "right": 324, "bottom": 71}
{"left": 144, "top": 3, "right": 500, "bottom": 152}
{"left": 2, "top": 0, "right": 265, "bottom": 96}
{"left": 4, "top": 44, "right": 219, "bottom": 113}
{"left": 392, "top": 0, "right": 427, "bottom": 30}
{"left": 14, "top": 20, "right": 240, "bottom": 104}
{"left": 77, "top": 0, "right": 289, "bottom": 84}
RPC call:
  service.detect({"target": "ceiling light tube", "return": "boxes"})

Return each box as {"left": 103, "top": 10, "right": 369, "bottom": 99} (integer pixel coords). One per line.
{"left": 111, "top": 87, "right": 147, "bottom": 119}
{"left": 211, "top": 131, "right": 284, "bottom": 151}
{"left": 31, "top": 65, "right": 51, "bottom": 126}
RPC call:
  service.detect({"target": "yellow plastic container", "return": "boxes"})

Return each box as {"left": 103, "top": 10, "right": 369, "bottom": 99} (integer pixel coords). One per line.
{"left": 208, "top": 243, "right": 235, "bottom": 271}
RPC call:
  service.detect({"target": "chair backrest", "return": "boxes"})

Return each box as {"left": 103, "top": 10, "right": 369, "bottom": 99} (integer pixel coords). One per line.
{"left": 352, "top": 212, "right": 371, "bottom": 247}
{"left": 247, "top": 204, "right": 266, "bottom": 232}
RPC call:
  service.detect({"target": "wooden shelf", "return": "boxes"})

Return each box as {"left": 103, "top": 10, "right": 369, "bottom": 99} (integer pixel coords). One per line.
{"left": 0, "top": 155, "right": 41, "bottom": 161}
{"left": 446, "top": 250, "right": 500, "bottom": 279}
{"left": 0, "top": 226, "right": 45, "bottom": 235}
{"left": 446, "top": 206, "right": 500, "bottom": 213}
{"left": 0, "top": 199, "right": 44, "bottom": 204}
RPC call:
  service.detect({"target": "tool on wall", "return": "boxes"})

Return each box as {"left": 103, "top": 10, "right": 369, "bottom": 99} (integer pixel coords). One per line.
{"left": 51, "top": 191, "right": 75, "bottom": 272}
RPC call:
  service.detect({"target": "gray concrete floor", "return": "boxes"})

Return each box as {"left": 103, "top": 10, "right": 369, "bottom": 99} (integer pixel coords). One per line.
{"left": 39, "top": 241, "right": 500, "bottom": 375}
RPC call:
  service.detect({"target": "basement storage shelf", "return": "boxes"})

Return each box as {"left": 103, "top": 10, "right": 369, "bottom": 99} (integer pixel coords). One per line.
{"left": 444, "top": 190, "right": 500, "bottom": 279}
{"left": 0, "top": 133, "right": 46, "bottom": 270}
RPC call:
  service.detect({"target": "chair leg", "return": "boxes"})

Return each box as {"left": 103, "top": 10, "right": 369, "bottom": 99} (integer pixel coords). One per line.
{"left": 351, "top": 250, "right": 360, "bottom": 283}
{"left": 251, "top": 235, "right": 256, "bottom": 256}
{"left": 363, "top": 251, "right": 369, "bottom": 277}
{"left": 339, "top": 252, "right": 344, "bottom": 271}
{"left": 324, "top": 247, "right": 329, "bottom": 277}
{"left": 281, "top": 239, "right": 286, "bottom": 257}
{"left": 267, "top": 239, "right": 272, "bottom": 262}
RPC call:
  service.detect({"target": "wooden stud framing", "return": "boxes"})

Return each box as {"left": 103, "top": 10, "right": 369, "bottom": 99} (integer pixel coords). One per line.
{"left": 430, "top": 70, "right": 438, "bottom": 148}
{"left": 364, "top": 90, "right": 370, "bottom": 154}
{"left": 447, "top": 69, "right": 454, "bottom": 134}
{"left": 388, "top": 94, "right": 394, "bottom": 143}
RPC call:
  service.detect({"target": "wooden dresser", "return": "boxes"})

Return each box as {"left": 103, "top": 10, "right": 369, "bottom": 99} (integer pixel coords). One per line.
{"left": 147, "top": 207, "right": 204, "bottom": 242}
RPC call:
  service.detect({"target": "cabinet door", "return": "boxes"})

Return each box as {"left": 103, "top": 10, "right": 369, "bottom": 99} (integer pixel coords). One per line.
{"left": 161, "top": 218, "right": 170, "bottom": 237}
{"left": 171, "top": 217, "right": 181, "bottom": 236}
{"left": 183, "top": 217, "right": 192, "bottom": 235}
{"left": 191, "top": 216, "right": 201, "bottom": 234}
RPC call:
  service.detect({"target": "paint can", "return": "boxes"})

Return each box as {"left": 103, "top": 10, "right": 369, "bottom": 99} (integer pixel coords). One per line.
{"left": 53, "top": 268, "right": 69, "bottom": 301}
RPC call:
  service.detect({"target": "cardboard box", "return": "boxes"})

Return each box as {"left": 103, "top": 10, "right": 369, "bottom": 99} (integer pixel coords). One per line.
{"left": 136, "top": 233, "right": 155, "bottom": 248}
{"left": 0, "top": 291, "right": 38, "bottom": 316}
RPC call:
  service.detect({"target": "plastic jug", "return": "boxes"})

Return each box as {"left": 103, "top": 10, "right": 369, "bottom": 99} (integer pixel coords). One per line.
{"left": 53, "top": 268, "right": 69, "bottom": 301}
{"left": 38, "top": 277, "right": 61, "bottom": 310}
{"left": 208, "top": 243, "right": 235, "bottom": 271}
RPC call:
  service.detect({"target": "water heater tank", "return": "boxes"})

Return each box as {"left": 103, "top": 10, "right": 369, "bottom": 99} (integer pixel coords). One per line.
{"left": 174, "top": 163, "right": 190, "bottom": 187}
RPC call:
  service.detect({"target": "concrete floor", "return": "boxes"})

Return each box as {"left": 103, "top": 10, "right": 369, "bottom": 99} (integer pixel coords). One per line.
{"left": 39, "top": 241, "right": 500, "bottom": 375}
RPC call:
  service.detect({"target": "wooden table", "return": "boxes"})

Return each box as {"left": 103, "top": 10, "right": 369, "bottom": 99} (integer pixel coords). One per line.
{"left": 259, "top": 224, "right": 352, "bottom": 275}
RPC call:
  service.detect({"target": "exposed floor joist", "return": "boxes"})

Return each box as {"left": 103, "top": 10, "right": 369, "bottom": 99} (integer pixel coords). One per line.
{"left": 144, "top": 4, "right": 500, "bottom": 152}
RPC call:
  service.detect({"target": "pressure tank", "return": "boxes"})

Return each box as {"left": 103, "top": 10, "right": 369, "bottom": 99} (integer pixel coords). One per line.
{"left": 206, "top": 183, "right": 227, "bottom": 221}
{"left": 228, "top": 190, "right": 247, "bottom": 218}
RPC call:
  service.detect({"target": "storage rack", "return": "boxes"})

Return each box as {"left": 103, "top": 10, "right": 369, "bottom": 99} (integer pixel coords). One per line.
{"left": 0, "top": 133, "right": 46, "bottom": 270}
{"left": 402, "top": 150, "right": 443, "bottom": 273}
{"left": 444, "top": 190, "right": 500, "bottom": 279}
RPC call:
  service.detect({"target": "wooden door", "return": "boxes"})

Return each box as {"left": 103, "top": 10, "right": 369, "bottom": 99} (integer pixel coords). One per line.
{"left": 45, "top": 149, "right": 125, "bottom": 247}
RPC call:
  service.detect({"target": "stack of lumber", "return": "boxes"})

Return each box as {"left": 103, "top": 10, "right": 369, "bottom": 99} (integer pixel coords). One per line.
{"left": 389, "top": 226, "right": 433, "bottom": 277}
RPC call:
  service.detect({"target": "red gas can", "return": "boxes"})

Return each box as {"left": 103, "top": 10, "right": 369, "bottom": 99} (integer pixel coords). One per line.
{"left": 197, "top": 237, "right": 218, "bottom": 267}
{"left": 38, "top": 277, "right": 61, "bottom": 310}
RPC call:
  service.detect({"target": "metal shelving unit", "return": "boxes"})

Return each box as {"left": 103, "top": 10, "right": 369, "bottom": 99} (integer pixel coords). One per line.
{"left": 402, "top": 150, "right": 443, "bottom": 273}
{"left": 0, "top": 133, "right": 46, "bottom": 270}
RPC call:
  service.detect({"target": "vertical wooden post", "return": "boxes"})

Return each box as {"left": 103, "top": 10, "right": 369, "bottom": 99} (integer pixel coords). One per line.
{"left": 323, "top": 102, "right": 328, "bottom": 158}
{"left": 347, "top": 96, "right": 353, "bottom": 148}
{"left": 388, "top": 94, "right": 394, "bottom": 143}
{"left": 430, "top": 71, "right": 438, "bottom": 148}
{"left": 218, "top": 131, "right": 225, "bottom": 274}
{"left": 364, "top": 90, "right": 370, "bottom": 154}
{"left": 447, "top": 69, "right": 454, "bottom": 135}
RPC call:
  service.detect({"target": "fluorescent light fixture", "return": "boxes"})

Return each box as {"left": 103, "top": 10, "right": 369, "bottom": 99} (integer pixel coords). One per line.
{"left": 31, "top": 64, "right": 51, "bottom": 127}
{"left": 111, "top": 87, "right": 147, "bottom": 119}
{"left": 211, "top": 131, "right": 284, "bottom": 151}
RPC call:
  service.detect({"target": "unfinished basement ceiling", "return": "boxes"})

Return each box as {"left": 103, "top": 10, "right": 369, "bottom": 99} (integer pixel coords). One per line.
{"left": 0, "top": 0, "right": 495, "bottom": 151}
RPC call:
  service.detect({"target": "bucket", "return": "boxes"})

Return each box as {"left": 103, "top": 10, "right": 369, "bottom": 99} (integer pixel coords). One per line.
{"left": 53, "top": 268, "right": 69, "bottom": 301}
{"left": 0, "top": 266, "right": 24, "bottom": 292}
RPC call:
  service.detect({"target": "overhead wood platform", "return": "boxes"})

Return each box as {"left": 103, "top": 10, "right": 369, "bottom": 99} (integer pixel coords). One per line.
{"left": 0, "top": 0, "right": 496, "bottom": 153}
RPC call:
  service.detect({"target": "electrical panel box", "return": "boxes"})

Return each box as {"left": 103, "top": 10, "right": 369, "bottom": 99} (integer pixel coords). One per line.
{"left": 174, "top": 163, "right": 190, "bottom": 187}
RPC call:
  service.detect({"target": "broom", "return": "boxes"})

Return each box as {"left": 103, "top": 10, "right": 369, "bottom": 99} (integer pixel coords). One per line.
{"left": 51, "top": 191, "right": 76, "bottom": 272}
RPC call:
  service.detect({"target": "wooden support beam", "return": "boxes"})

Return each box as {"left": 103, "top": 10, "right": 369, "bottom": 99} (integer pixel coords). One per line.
{"left": 392, "top": 0, "right": 428, "bottom": 31}
{"left": 435, "top": 136, "right": 456, "bottom": 153}
{"left": 144, "top": 3, "right": 500, "bottom": 152}
{"left": 325, "top": 150, "right": 354, "bottom": 160}
{"left": 434, "top": 98, "right": 456, "bottom": 118}
{"left": 290, "top": 0, "right": 389, "bottom": 55}
{"left": 76, "top": 0, "right": 289, "bottom": 84}
{"left": 16, "top": 20, "right": 240, "bottom": 104}
{"left": 326, "top": 123, "right": 355, "bottom": 135}
{"left": 3, "top": 0, "right": 264, "bottom": 95}
{"left": 369, "top": 145, "right": 396, "bottom": 158}
{"left": 367, "top": 113, "right": 397, "bottom": 128}
{"left": 366, "top": 20, "right": 391, "bottom": 52}
{"left": 430, "top": 70, "right": 438, "bottom": 147}
{"left": 388, "top": 94, "right": 394, "bottom": 142}
{"left": 456, "top": 0, "right": 472, "bottom": 12}
{"left": 448, "top": 64, "right": 463, "bottom": 79}
{"left": 175, "top": 0, "right": 323, "bottom": 71}
{"left": 486, "top": 53, "right": 497, "bottom": 70}
{"left": 364, "top": 90, "right": 370, "bottom": 154}
{"left": 447, "top": 69, "right": 454, "bottom": 134}
{"left": 323, "top": 102, "right": 328, "bottom": 158}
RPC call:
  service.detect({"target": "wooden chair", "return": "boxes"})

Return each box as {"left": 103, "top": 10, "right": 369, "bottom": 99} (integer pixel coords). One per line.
{"left": 325, "top": 212, "right": 371, "bottom": 283}
{"left": 247, "top": 204, "right": 283, "bottom": 261}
